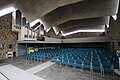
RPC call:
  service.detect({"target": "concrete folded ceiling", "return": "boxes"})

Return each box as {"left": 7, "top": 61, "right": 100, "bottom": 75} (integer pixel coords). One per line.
{"left": 40, "top": 0, "right": 119, "bottom": 29}
{"left": 62, "top": 25, "right": 105, "bottom": 34}
{"left": 14, "top": 0, "right": 84, "bottom": 22}
{"left": 0, "top": 0, "right": 119, "bottom": 36}
{"left": 55, "top": 16, "right": 110, "bottom": 32}
{"left": 0, "top": 0, "right": 84, "bottom": 22}
{"left": 0, "top": 0, "right": 19, "bottom": 10}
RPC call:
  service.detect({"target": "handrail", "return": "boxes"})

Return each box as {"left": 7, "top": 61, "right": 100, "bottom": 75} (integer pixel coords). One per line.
{"left": 0, "top": 72, "right": 10, "bottom": 80}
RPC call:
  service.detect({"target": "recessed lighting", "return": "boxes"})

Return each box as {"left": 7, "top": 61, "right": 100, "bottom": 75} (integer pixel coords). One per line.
{"left": 46, "top": 27, "right": 51, "bottom": 32}
{"left": 30, "top": 19, "right": 40, "bottom": 27}
{"left": 62, "top": 29, "right": 105, "bottom": 36}
{"left": 53, "top": 27, "right": 59, "bottom": 35}
{"left": 112, "top": 15, "right": 117, "bottom": 21}
{"left": 106, "top": 25, "right": 109, "bottom": 28}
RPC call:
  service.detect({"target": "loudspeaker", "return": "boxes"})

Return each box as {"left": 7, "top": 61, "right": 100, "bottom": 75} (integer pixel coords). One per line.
{"left": 8, "top": 44, "right": 12, "bottom": 49}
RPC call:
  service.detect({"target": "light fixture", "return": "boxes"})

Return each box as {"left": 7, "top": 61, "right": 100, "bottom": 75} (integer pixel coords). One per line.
{"left": 30, "top": 19, "right": 40, "bottom": 27}
{"left": 39, "top": 18, "right": 49, "bottom": 31}
{"left": 53, "top": 27, "right": 59, "bottom": 34}
{"left": 62, "top": 29, "right": 105, "bottom": 36}
{"left": 106, "top": 25, "right": 109, "bottom": 28}
{"left": 112, "top": 15, "right": 117, "bottom": 20}
{"left": 46, "top": 27, "right": 51, "bottom": 32}
{"left": 0, "top": 7, "right": 16, "bottom": 17}
{"left": 22, "top": 15, "right": 24, "bottom": 18}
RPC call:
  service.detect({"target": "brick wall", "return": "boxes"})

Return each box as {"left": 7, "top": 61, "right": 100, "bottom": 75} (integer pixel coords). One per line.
{"left": 0, "top": 13, "right": 17, "bottom": 59}
{"left": 109, "top": 5, "right": 120, "bottom": 50}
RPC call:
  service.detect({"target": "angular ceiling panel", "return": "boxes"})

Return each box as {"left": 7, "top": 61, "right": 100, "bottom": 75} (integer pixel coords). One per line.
{"left": 0, "top": 0, "right": 19, "bottom": 10}
{"left": 41, "top": 0, "right": 119, "bottom": 28}
{"left": 55, "top": 16, "right": 110, "bottom": 32}
{"left": 62, "top": 25, "right": 105, "bottom": 34}
{"left": 14, "top": 0, "right": 83, "bottom": 22}
{"left": 0, "top": 0, "right": 119, "bottom": 36}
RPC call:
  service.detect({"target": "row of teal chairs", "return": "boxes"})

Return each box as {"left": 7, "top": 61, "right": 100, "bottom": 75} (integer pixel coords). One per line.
{"left": 23, "top": 48, "right": 66, "bottom": 61}
{"left": 51, "top": 48, "right": 119, "bottom": 76}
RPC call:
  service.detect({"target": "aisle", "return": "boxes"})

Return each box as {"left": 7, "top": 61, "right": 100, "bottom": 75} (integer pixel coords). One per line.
{"left": 25, "top": 61, "right": 55, "bottom": 74}
{"left": 0, "top": 64, "right": 45, "bottom": 80}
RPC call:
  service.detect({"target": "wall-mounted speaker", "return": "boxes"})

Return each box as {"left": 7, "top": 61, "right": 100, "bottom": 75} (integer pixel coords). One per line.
{"left": 8, "top": 44, "right": 12, "bottom": 49}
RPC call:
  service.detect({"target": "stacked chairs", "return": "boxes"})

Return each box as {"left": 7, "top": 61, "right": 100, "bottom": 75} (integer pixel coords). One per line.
{"left": 51, "top": 48, "right": 119, "bottom": 76}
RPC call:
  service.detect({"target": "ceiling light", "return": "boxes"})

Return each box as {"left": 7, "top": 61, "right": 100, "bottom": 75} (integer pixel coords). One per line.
{"left": 40, "top": 19, "right": 48, "bottom": 30}
{"left": 46, "top": 27, "right": 51, "bottom": 32}
{"left": 62, "top": 29, "right": 105, "bottom": 36}
{"left": 112, "top": 15, "right": 117, "bottom": 20}
{"left": 56, "top": 32, "right": 59, "bottom": 34}
{"left": 30, "top": 19, "right": 40, "bottom": 27}
{"left": 0, "top": 7, "right": 16, "bottom": 17}
{"left": 53, "top": 27, "right": 59, "bottom": 35}
{"left": 106, "top": 25, "right": 109, "bottom": 28}
{"left": 22, "top": 15, "right": 24, "bottom": 18}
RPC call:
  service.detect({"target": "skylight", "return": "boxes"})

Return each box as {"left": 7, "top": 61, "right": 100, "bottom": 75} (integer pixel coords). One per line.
{"left": 0, "top": 7, "right": 16, "bottom": 17}
{"left": 62, "top": 29, "right": 105, "bottom": 36}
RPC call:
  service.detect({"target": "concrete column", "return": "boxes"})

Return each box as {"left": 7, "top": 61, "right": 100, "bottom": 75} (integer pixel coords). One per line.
{"left": 38, "top": 27, "right": 41, "bottom": 37}
{"left": 119, "top": 56, "right": 120, "bottom": 71}
{"left": 33, "top": 32, "right": 35, "bottom": 38}
{"left": 27, "top": 23, "right": 30, "bottom": 38}
{"left": 20, "top": 27, "right": 25, "bottom": 40}
{"left": 25, "top": 44, "right": 28, "bottom": 53}
{"left": 27, "top": 28, "right": 29, "bottom": 38}
{"left": 31, "top": 29, "right": 33, "bottom": 38}
{"left": 115, "top": 40, "right": 120, "bottom": 50}
{"left": 110, "top": 42, "right": 113, "bottom": 51}
{"left": 40, "top": 24, "right": 44, "bottom": 36}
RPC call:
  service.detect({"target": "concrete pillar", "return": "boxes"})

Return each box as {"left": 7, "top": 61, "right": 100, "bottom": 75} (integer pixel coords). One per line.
{"left": 40, "top": 24, "right": 44, "bottom": 36}
{"left": 31, "top": 29, "right": 33, "bottom": 38}
{"left": 119, "top": 56, "right": 120, "bottom": 71}
{"left": 34, "top": 31, "right": 35, "bottom": 38}
{"left": 27, "top": 28, "right": 29, "bottom": 38}
{"left": 20, "top": 27, "right": 25, "bottom": 40}
{"left": 38, "top": 27, "right": 41, "bottom": 37}
{"left": 27, "top": 23, "right": 30, "bottom": 38}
